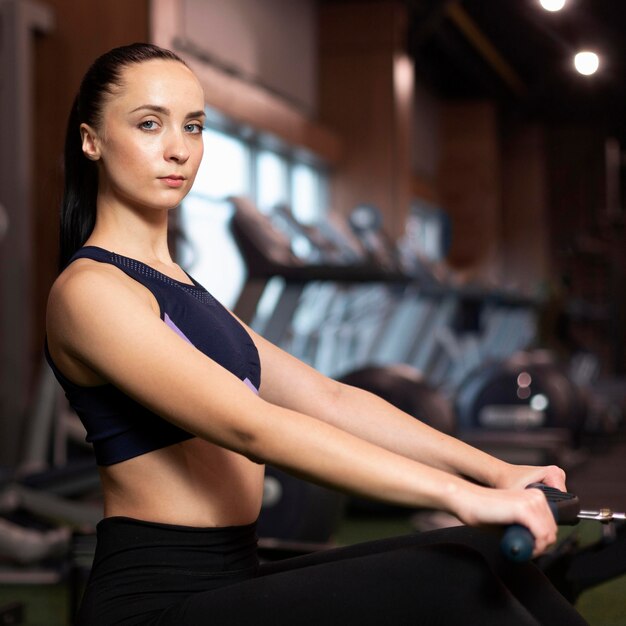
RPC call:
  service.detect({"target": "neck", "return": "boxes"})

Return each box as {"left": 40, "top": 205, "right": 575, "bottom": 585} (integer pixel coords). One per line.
{"left": 87, "top": 198, "right": 175, "bottom": 265}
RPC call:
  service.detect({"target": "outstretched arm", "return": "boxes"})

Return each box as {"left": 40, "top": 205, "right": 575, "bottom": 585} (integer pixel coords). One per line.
{"left": 242, "top": 320, "right": 567, "bottom": 493}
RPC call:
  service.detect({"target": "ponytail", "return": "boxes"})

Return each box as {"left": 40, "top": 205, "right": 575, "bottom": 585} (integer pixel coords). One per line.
{"left": 58, "top": 43, "right": 186, "bottom": 271}
{"left": 59, "top": 96, "right": 98, "bottom": 270}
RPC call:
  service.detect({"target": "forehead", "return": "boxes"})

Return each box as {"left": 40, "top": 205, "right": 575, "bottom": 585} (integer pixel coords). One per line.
{"left": 109, "top": 59, "right": 205, "bottom": 111}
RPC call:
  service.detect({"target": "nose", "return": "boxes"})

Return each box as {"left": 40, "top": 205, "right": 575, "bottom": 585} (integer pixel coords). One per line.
{"left": 165, "top": 129, "right": 190, "bottom": 164}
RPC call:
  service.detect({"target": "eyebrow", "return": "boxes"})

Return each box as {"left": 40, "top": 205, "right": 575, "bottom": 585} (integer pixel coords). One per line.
{"left": 129, "top": 104, "right": 206, "bottom": 119}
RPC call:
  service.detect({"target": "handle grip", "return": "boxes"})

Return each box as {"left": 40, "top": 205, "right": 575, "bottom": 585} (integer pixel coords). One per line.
{"left": 501, "top": 491, "right": 561, "bottom": 562}
{"left": 501, "top": 524, "right": 537, "bottom": 562}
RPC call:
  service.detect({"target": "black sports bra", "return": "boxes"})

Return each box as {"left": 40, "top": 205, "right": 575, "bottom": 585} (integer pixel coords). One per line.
{"left": 45, "top": 246, "right": 261, "bottom": 466}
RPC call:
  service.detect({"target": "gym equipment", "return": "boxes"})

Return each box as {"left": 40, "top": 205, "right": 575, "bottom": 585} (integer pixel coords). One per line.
{"left": 0, "top": 359, "right": 101, "bottom": 604}
{"left": 0, "top": 360, "right": 102, "bottom": 529}
{"left": 454, "top": 353, "right": 584, "bottom": 466}
{"left": 230, "top": 196, "right": 405, "bottom": 347}
{"left": 332, "top": 204, "right": 592, "bottom": 469}
{"left": 502, "top": 483, "right": 581, "bottom": 562}
{"left": 456, "top": 342, "right": 624, "bottom": 468}
{"left": 0, "top": 514, "right": 70, "bottom": 566}
{"left": 503, "top": 480, "right": 626, "bottom": 605}
{"left": 343, "top": 203, "right": 537, "bottom": 387}
{"left": 542, "top": 516, "right": 626, "bottom": 603}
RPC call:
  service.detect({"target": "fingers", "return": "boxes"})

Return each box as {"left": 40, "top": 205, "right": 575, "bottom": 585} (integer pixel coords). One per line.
{"left": 524, "top": 488, "right": 558, "bottom": 556}
{"left": 496, "top": 462, "right": 567, "bottom": 492}
{"left": 455, "top": 481, "right": 559, "bottom": 557}
{"left": 541, "top": 465, "right": 567, "bottom": 491}
{"left": 532, "top": 527, "right": 557, "bottom": 557}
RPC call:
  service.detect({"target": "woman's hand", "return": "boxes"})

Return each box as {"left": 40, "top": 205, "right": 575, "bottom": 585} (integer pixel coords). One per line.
{"left": 450, "top": 482, "right": 558, "bottom": 557}
{"left": 492, "top": 463, "right": 567, "bottom": 492}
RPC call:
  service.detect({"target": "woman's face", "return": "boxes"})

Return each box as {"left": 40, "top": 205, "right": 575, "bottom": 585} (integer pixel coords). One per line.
{"left": 82, "top": 59, "right": 206, "bottom": 213}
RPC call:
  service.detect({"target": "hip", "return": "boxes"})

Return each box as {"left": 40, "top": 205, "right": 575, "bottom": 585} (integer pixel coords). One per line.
{"left": 76, "top": 515, "right": 260, "bottom": 625}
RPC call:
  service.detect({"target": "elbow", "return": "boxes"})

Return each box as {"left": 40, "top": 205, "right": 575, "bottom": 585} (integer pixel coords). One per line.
{"left": 234, "top": 398, "right": 297, "bottom": 467}
{"left": 230, "top": 423, "right": 264, "bottom": 464}
{"left": 221, "top": 397, "right": 298, "bottom": 467}
{"left": 230, "top": 426, "right": 265, "bottom": 464}
{"left": 227, "top": 407, "right": 272, "bottom": 466}
{"left": 241, "top": 427, "right": 276, "bottom": 466}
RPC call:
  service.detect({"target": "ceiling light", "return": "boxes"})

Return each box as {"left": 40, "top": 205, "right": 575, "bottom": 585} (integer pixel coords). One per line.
{"left": 574, "top": 51, "right": 600, "bottom": 75}
{"left": 539, "top": 0, "right": 567, "bottom": 11}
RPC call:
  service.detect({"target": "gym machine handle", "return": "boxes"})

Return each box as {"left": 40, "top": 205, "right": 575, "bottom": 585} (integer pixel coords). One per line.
{"left": 501, "top": 483, "right": 580, "bottom": 563}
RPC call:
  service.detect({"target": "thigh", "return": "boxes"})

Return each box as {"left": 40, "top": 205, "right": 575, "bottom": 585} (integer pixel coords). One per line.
{"left": 155, "top": 532, "right": 541, "bottom": 626}
{"left": 155, "top": 527, "right": 589, "bottom": 626}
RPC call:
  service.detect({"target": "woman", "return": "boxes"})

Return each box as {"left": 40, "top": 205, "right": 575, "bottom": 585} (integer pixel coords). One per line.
{"left": 46, "top": 43, "right": 587, "bottom": 625}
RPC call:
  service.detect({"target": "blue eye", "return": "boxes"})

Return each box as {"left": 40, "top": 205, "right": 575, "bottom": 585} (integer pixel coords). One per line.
{"left": 139, "top": 120, "right": 158, "bottom": 130}
{"left": 185, "top": 123, "right": 204, "bottom": 134}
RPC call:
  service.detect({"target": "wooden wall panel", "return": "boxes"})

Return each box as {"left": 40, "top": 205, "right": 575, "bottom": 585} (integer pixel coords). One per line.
{"left": 500, "top": 121, "right": 549, "bottom": 293}
{"left": 436, "top": 101, "right": 501, "bottom": 279}
{"left": 318, "top": 1, "right": 413, "bottom": 238}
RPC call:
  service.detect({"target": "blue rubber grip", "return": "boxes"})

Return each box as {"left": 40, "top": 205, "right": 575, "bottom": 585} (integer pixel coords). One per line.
{"left": 501, "top": 500, "right": 559, "bottom": 562}
{"left": 501, "top": 524, "right": 535, "bottom": 562}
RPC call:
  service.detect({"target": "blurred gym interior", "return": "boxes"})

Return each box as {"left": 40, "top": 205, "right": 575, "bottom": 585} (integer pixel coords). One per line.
{"left": 1, "top": 0, "right": 625, "bottom": 624}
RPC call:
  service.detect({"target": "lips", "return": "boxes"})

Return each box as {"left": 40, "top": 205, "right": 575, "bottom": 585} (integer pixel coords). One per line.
{"left": 159, "top": 175, "right": 186, "bottom": 188}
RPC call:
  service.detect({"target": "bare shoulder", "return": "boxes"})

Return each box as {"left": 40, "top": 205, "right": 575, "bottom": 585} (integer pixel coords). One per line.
{"left": 48, "top": 259, "right": 155, "bottom": 326}
{"left": 46, "top": 259, "right": 159, "bottom": 383}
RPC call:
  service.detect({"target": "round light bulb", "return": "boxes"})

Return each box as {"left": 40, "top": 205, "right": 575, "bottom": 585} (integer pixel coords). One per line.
{"left": 574, "top": 51, "right": 600, "bottom": 76}
{"left": 539, "top": 0, "right": 566, "bottom": 11}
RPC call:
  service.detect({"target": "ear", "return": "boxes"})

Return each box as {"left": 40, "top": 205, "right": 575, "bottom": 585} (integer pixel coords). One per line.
{"left": 80, "top": 123, "right": 101, "bottom": 161}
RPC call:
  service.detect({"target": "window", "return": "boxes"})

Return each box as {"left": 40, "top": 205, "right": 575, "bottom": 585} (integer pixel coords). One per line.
{"left": 179, "top": 114, "right": 328, "bottom": 309}
{"left": 193, "top": 129, "right": 251, "bottom": 199}
{"left": 291, "top": 163, "right": 325, "bottom": 225}
{"left": 255, "top": 150, "right": 288, "bottom": 214}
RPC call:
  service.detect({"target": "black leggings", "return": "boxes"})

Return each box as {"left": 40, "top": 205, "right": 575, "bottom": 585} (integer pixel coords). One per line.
{"left": 76, "top": 516, "right": 589, "bottom": 626}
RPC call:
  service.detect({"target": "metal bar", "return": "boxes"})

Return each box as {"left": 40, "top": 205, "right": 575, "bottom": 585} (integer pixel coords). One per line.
{"left": 578, "top": 509, "right": 626, "bottom": 522}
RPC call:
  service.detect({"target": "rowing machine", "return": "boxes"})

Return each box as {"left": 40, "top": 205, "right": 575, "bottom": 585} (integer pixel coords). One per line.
{"left": 502, "top": 483, "right": 625, "bottom": 562}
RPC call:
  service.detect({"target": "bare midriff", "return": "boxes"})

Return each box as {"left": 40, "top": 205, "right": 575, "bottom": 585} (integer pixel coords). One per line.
{"left": 98, "top": 437, "right": 265, "bottom": 527}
